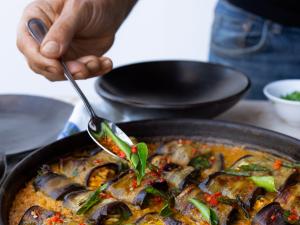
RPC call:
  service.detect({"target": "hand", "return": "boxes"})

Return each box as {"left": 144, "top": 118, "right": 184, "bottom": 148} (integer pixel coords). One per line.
{"left": 17, "top": 0, "right": 136, "bottom": 81}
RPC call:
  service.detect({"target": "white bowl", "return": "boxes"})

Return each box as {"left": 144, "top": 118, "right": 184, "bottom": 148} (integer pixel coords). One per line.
{"left": 263, "top": 79, "right": 300, "bottom": 126}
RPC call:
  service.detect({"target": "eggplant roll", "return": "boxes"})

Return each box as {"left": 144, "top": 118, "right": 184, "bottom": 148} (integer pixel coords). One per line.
{"left": 135, "top": 213, "right": 182, "bottom": 225}
{"left": 63, "top": 190, "right": 132, "bottom": 225}
{"left": 231, "top": 155, "right": 298, "bottom": 191}
{"left": 86, "top": 198, "right": 132, "bottom": 225}
{"left": 18, "top": 206, "right": 56, "bottom": 225}
{"left": 162, "top": 166, "right": 200, "bottom": 191}
{"left": 175, "top": 185, "right": 234, "bottom": 225}
{"left": 199, "top": 172, "right": 264, "bottom": 209}
{"left": 252, "top": 202, "right": 288, "bottom": 225}
{"left": 276, "top": 183, "right": 300, "bottom": 216}
{"left": 107, "top": 171, "right": 168, "bottom": 208}
{"left": 34, "top": 171, "right": 84, "bottom": 200}
{"left": 59, "top": 150, "right": 122, "bottom": 189}
{"left": 156, "top": 140, "right": 210, "bottom": 166}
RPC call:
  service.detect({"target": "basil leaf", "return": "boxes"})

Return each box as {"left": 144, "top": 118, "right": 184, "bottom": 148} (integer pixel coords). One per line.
{"left": 189, "top": 198, "right": 220, "bottom": 225}
{"left": 249, "top": 176, "right": 276, "bottom": 192}
{"left": 239, "top": 164, "right": 270, "bottom": 172}
{"left": 145, "top": 186, "right": 167, "bottom": 199}
{"left": 160, "top": 203, "right": 173, "bottom": 217}
{"left": 282, "top": 162, "right": 300, "bottom": 169}
{"left": 210, "top": 209, "right": 219, "bottom": 225}
{"left": 189, "top": 198, "right": 211, "bottom": 223}
{"left": 130, "top": 153, "right": 139, "bottom": 169}
{"left": 76, "top": 183, "right": 108, "bottom": 215}
{"left": 223, "top": 169, "right": 251, "bottom": 177}
{"left": 189, "top": 156, "right": 211, "bottom": 169}
{"left": 137, "top": 143, "right": 148, "bottom": 177}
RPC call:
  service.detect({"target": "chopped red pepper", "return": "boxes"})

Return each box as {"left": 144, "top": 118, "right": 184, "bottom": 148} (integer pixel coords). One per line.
{"left": 273, "top": 159, "right": 283, "bottom": 170}
{"left": 118, "top": 151, "right": 126, "bottom": 158}
{"left": 204, "top": 192, "right": 222, "bottom": 207}
{"left": 131, "top": 146, "right": 137, "bottom": 154}
{"left": 132, "top": 179, "right": 138, "bottom": 188}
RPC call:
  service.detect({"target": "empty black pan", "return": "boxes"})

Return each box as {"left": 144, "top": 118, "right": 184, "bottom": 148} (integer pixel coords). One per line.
{"left": 0, "top": 119, "right": 299, "bottom": 225}
{"left": 95, "top": 61, "right": 250, "bottom": 119}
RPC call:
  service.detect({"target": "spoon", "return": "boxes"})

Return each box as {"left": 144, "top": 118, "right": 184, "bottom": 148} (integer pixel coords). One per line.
{"left": 0, "top": 153, "right": 7, "bottom": 186}
{"left": 27, "top": 18, "right": 133, "bottom": 160}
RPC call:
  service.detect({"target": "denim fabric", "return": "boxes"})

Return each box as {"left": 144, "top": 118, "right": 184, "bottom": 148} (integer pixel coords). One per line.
{"left": 209, "top": 0, "right": 300, "bottom": 99}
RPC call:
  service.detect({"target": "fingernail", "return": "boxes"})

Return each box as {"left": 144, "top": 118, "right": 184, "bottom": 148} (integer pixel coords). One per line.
{"left": 46, "top": 66, "right": 58, "bottom": 74}
{"left": 74, "top": 72, "right": 84, "bottom": 79}
{"left": 42, "top": 41, "right": 60, "bottom": 56}
{"left": 102, "top": 59, "right": 112, "bottom": 71}
{"left": 87, "top": 61, "right": 100, "bottom": 72}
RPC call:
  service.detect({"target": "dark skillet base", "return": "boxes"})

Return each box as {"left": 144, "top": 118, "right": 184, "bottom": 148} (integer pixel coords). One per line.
{"left": 1, "top": 119, "right": 299, "bottom": 224}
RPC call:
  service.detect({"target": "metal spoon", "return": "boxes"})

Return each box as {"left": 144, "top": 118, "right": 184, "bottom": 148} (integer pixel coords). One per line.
{"left": 0, "top": 153, "right": 7, "bottom": 186}
{"left": 27, "top": 18, "right": 133, "bottom": 160}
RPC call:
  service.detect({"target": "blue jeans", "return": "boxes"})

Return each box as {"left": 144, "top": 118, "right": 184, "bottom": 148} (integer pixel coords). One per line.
{"left": 209, "top": 0, "right": 300, "bottom": 99}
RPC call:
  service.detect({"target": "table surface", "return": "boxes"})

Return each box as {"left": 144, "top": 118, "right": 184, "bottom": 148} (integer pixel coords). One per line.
{"left": 217, "top": 100, "right": 300, "bottom": 140}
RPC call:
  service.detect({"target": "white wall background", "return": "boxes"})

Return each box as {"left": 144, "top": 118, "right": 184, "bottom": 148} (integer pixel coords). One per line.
{"left": 0, "top": 0, "right": 217, "bottom": 102}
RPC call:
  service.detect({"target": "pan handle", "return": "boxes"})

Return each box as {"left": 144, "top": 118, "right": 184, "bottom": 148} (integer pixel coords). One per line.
{"left": 0, "top": 153, "right": 7, "bottom": 186}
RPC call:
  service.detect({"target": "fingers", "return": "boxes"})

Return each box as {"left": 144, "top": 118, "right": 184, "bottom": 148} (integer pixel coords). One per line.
{"left": 40, "top": 10, "right": 79, "bottom": 58}
{"left": 17, "top": 22, "right": 65, "bottom": 81}
{"left": 17, "top": 1, "right": 66, "bottom": 80}
{"left": 66, "top": 56, "right": 113, "bottom": 79}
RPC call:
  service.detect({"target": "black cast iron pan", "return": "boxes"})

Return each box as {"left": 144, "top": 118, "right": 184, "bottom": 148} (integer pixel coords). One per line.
{"left": 1, "top": 119, "right": 299, "bottom": 224}
{"left": 95, "top": 61, "right": 250, "bottom": 119}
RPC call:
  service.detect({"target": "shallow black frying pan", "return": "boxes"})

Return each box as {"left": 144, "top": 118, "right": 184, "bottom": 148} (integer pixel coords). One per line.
{"left": 1, "top": 119, "right": 299, "bottom": 224}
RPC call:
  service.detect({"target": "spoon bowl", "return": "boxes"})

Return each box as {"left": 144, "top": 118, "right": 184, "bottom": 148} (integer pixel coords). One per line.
{"left": 27, "top": 18, "right": 133, "bottom": 160}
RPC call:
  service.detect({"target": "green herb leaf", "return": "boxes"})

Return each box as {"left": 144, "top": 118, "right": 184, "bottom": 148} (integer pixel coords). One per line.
{"left": 223, "top": 169, "right": 251, "bottom": 177}
{"left": 189, "top": 198, "right": 211, "bottom": 223}
{"left": 210, "top": 209, "right": 219, "bottom": 225}
{"left": 137, "top": 143, "right": 148, "bottom": 177}
{"left": 281, "top": 91, "right": 300, "bottom": 102}
{"left": 160, "top": 203, "right": 173, "bottom": 217}
{"left": 100, "top": 122, "right": 149, "bottom": 185}
{"left": 249, "top": 176, "right": 276, "bottom": 192}
{"left": 76, "top": 183, "right": 108, "bottom": 215}
{"left": 239, "top": 164, "right": 270, "bottom": 172}
{"left": 145, "top": 186, "right": 167, "bottom": 199}
{"left": 130, "top": 153, "right": 139, "bottom": 169}
{"left": 282, "top": 162, "right": 300, "bottom": 169}
{"left": 189, "top": 156, "right": 211, "bottom": 169}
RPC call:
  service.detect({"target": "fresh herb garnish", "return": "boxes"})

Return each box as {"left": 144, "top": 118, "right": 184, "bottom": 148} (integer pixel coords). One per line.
{"left": 100, "top": 122, "right": 148, "bottom": 185}
{"left": 223, "top": 169, "right": 251, "bottom": 177}
{"left": 281, "top": 91, "right": 300, "bottom": 102}
{"left": 145, "top": 187, "right": 173, "bottom": 217}
{"left": 145, "top": 186, "right": 168, "bottom": 199}
{"left": 249, "top": 176, "right": 276, "bottom": 192}
{"left": 282, "top": 161, "right": 300, "bottom": 169}
{"left": 238, "top": 164, "right": 270, "bottom": 172}
{"left": 189, "top": 198, "right": 219, "bottom": 225}
{"left": 76, "top": 183, "right": 108, "bottom": 215}
{"left": 189, "top": 155, "right": 211, "bottom": 169}
{"left": 160, "top": 203, "right": 173, "bottom": 217}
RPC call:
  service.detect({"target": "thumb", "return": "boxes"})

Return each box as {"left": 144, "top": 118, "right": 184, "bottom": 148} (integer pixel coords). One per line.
{"left": 41, "top": 14, "right": 78, "bottom": 58}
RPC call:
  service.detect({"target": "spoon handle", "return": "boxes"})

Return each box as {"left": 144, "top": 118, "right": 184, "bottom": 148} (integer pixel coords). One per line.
{"left": 27, "top": 18, "right": 98, "bottom": 119}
